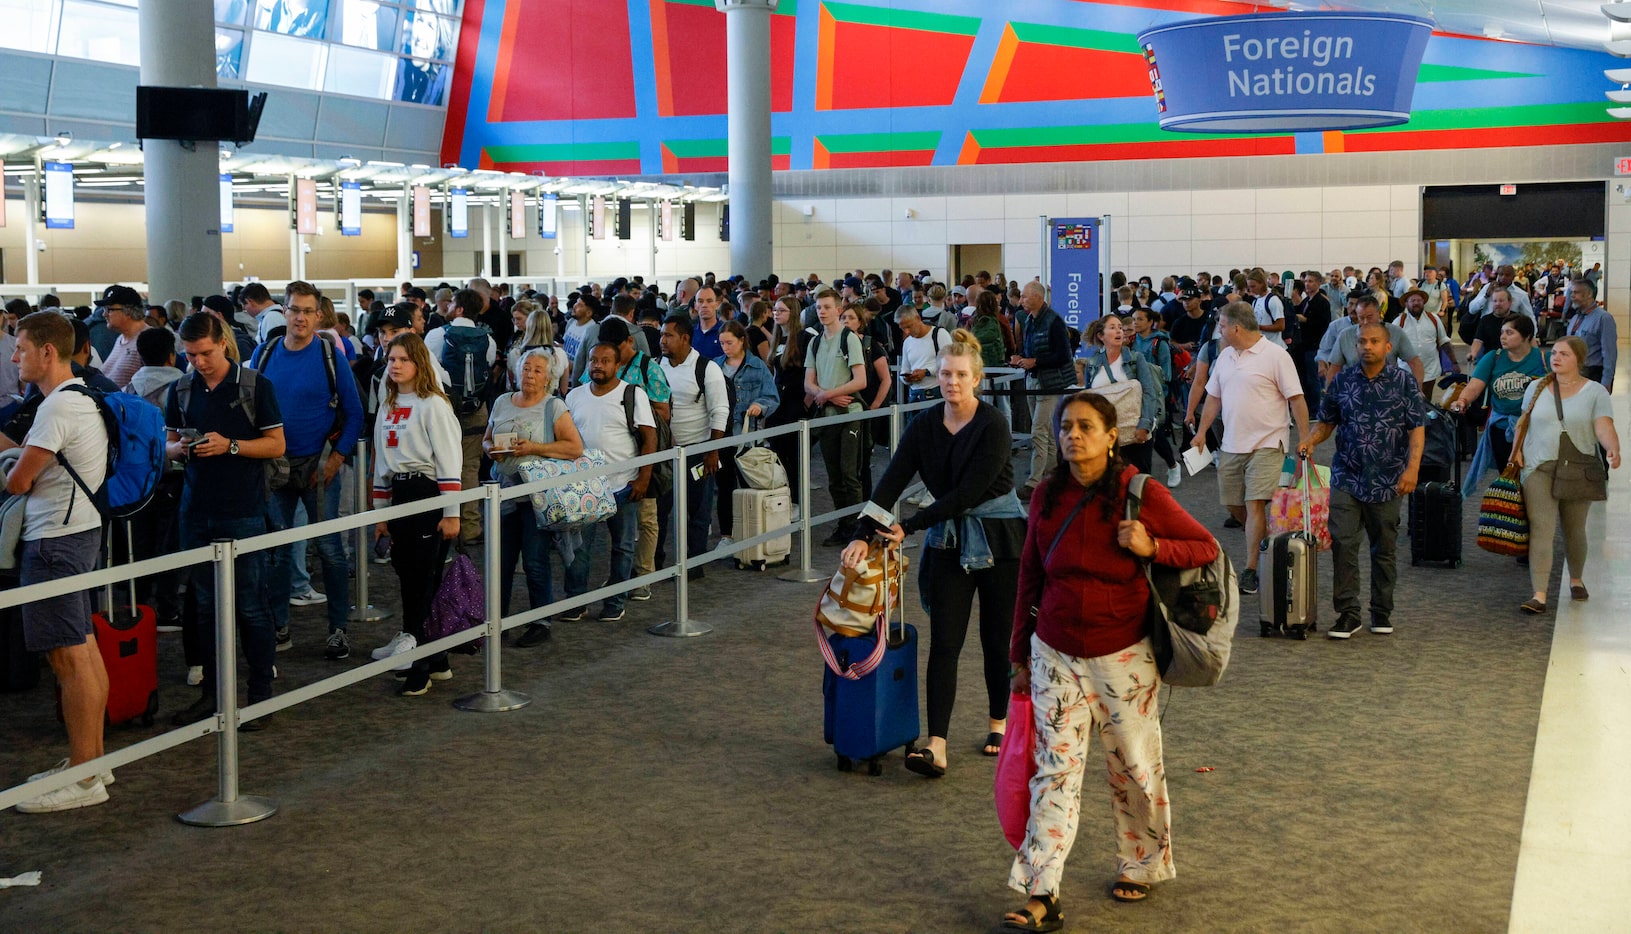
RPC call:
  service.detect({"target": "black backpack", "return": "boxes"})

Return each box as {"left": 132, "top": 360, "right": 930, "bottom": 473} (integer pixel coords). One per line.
{"left": 439, "top": 323, "right": 494, "bottom": 417}
{"left": 621, "top": 381, "right": 672, "bottom": 498}
{"left": 252, "top": 333, "right": 346, "bottom": 444}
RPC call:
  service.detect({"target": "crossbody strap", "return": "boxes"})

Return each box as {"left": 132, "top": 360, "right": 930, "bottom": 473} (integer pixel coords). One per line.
{"left": 1044, "top": 487, "right": 1094, "bottom": 568}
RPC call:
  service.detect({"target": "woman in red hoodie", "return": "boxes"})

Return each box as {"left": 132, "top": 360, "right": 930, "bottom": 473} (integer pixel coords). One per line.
{"left": 1001, "top": 391, "right": 1218, "bottom": 933}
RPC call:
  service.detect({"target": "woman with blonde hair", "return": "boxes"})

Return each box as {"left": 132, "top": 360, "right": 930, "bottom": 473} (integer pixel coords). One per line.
{"left": 371, "top": 332, "right": 464, "bottom": 696}
{"left": 841, "top": 330, "right": 1025, "bottom": 776}
{"left": 508, "top": 307, "right": 570, "bottom": 396}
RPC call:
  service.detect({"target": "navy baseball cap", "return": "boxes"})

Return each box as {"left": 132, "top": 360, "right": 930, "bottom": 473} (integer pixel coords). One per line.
{"left": 95, "top": 284, "right": 143, "bottom": 309}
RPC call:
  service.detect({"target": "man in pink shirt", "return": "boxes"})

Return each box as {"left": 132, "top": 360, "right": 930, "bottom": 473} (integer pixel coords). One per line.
{"left": 95, "top": 285, "right": 151, "bottom": 390}
{"left": 1191, "top": 302, "right": 1309, "bottom": 595}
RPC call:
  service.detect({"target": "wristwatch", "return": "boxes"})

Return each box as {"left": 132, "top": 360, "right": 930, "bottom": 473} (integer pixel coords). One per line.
{"left": 228, "top": 440, "right": 240, "bottom": 456}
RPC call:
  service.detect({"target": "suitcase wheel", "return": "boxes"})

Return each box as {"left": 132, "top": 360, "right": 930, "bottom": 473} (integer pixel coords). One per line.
{"left": 1259, "top": 621, "right": 1276, "bottom": 638}
{"left": 836, "top": 755, "right": 853, "bottom": 773}
{"left": 866, "top": 757, "right": 884, "bottom": 777}
{"left": 1291, "top": 626, "right": 1308, "bottom": 641}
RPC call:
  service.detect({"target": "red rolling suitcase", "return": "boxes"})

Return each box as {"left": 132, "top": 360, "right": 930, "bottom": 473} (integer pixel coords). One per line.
{"left": 78, "top": 523, "right": 159, "bottom": 726}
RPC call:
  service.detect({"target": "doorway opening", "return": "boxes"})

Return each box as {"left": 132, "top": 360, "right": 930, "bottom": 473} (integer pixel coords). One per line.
{"left": 949, "top": 244, "right": 1002, "bottom": 285}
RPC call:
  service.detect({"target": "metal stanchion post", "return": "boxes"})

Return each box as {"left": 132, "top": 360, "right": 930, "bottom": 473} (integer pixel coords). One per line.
{"left": 779, "top": 419, "right": 828, "bottom": 583}
{"left": 178, "top": 539, "right": 278, "bottom": 827}
{"left": 348, "top": 440, "right": 390, "bottom": 624}
{"left": 651, "top": 446, "right": 712, "bottom": 636}
{"left": 455, "top": 482, "right": 531, "bottom": 711}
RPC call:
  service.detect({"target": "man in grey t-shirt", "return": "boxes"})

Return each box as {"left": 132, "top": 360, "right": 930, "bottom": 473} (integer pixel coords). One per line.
{"left": 1331, "top": 294, "right": 1423, "bottom": 386}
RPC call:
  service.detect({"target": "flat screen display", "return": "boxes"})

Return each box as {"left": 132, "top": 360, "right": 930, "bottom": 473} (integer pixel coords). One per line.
{"left": 449, "top": 187, "right": 468, "bottom": 238}
{"left": 340, "top": 180, "right": 362, "bottom": 236}
{"left": 538, "top": 194, "right": 557, "bottom": 239}
{"left": 220, "top": 174, "right": 234, "bottom": 233}
{"left": 44, "top": 162, "right": 74, "bottom": 230}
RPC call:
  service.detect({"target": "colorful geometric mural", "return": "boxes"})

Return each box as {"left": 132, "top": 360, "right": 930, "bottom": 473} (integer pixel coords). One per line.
{"left": 442, "top": 0, "right": 1631, "bottom": 175}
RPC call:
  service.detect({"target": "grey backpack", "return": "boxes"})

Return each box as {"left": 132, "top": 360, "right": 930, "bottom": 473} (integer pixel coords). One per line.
{"left": 1126, "top": 474, "right": 1239, "bottom": 687}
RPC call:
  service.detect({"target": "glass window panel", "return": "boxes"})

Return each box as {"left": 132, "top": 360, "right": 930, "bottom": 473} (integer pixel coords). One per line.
{"left": 58, "top": 1, "right": 140, "bottom": 63}
{"left": 393, "top": 57, "right": 447, "bottom": 105}
{"left": 338, "top": 0, "right": 399, "bottom": 51}
{"left": 215, "top": 27, "right": 244, "bottom": 79}
{"left": 254, "top": 0, "right": 330, "bottom": 40}
{"left": 400, "top": 10, "right": 452, "bottom": 61}
{"left": 412, "top": 0, "right": 457, "bottom": 14}
{"left": 244, "top": 30, "right": 327, "bottom": 90}
{"left": 324, "top": 44, "right": 395, "bottom": 99}
{"left": 0, "top": 0, "right": 57, "bottom": 55}
{"left": 215, "top": 0, "right": 250, "bottom": 25}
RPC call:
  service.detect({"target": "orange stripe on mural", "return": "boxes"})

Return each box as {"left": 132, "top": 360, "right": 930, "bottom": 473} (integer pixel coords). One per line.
{"left": 979, "top": 25, "right": 1020, "bottom": 105}
{"left": 661, "top": 144, "right": 678, "bottom": 174}
{"left": 650, "top": 0, "right": 675, "bottom": 117}
{"left": 957, "top": 132, "right": 982, "bottom": 165}
{"left": 815, "top": 5, "right": 836, "bottom": 111}
{"left": 486, "top": 0, "right": 523, "bottom": 122}
{"left": 813, "top": 138, "right": 831, "bottom": 170}
{"left": 1323, "top": 131, "right": 1345, "bottom": 153}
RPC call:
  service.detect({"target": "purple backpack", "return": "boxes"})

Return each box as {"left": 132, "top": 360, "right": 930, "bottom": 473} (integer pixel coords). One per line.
{"left": 426, "top": 552, "right": 486, "bottom": 652}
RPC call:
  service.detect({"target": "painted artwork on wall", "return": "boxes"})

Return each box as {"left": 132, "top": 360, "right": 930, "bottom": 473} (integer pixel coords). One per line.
{"left": 441, "top": 0, "right": 1631, "bottom": 175}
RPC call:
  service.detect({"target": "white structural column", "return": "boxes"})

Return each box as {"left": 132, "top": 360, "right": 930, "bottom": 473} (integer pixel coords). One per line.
{"left": 716, "top": 0, "right": 776, "bottom": 281}
{"left": 139, "top": 0, "right": 225, "bottom": 304}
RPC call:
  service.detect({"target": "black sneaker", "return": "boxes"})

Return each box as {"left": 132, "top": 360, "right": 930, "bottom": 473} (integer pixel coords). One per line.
{"left": 1329, "top": 618, "right": 1361, "bottom": 639}
{"left": 597, "top": 606, "right": 626, "bottom": 622}
{"left": 170, "top": 695, "right": 216, "bottom": 726}
{"left": 238, "top": 714, "right": 272, "bottom": 733}
{"left": 515, "top": 623, "right": 552, "bottom": 647}
{"left": 557, "top": 607, "right": 585, "bottom": 623}
{"left": 1238, "top": 568, "right": 1259, "bottom": 594}
{"left": 275, "top": 627, "right": 292, "bottom": 652}
{"left": 821, "top": 530, "right": 849, "bottom": 547}
{"left": 399, "top": 668, "right": 431, "bottom": 696}
{"left": 324, "top": 630, "right": 350, "bottom": 660}
{"left": 1369, "top": 619, "right": 1393, "bottom": 635}
{"left": 1223, "top": 515, "right": 1243, "bottom": 529}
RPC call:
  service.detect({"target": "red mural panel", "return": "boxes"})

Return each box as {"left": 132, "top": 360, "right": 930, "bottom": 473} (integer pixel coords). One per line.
{"left": 490, "top": 0, "right": 637, "bottom": 123}
{"left": 998, "top": 47, "right": 1150, "bottom": 103}
{"left": 965, "top": 136, "right": 1294, "bottom": 164}
{"left": 439, "top": 0, "right": 488, "bottom": 166}
{"left": 484, "top": 158, "right": 646, "bottom": 176}
{"left": 824, "top": 21, "right": 973, "bottom": 111}
{"left": 653, "top": 2, "right": 796, "bottom": 117}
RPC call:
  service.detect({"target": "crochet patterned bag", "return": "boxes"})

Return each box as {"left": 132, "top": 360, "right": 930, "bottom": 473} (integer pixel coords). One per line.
{"left": 1476, "top": 464, "right": 1529, "bottom": 557}
{"left": 516, "top": 451, "right": 619, "bottom": 531}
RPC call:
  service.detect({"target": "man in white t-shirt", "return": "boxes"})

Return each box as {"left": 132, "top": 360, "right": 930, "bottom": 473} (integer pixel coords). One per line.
{"left": 1395, "top": 288, "right": 1452, "bottom": 393}
{"left": 1246, "top": 270, "right": 1288, "bottom": 348}
{"left": 563, "top": 342, "right": 655, "bottom": 622}
{"left": 3, "top": 311, "right": 113, "bottom": 814}
{"left": 897, "top": 306, "right": 947, "bottom": 404}
{"left": 1192, "top": 302, "right": 1309, "bottom": 598}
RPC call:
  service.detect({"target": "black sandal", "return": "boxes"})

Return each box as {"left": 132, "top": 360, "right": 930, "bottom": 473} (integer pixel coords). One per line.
{"left": 982, "top": 732, "right": 1004, "bottom": 756}
{"left": 1109, "top": 879, "right": 1151, "bottom": 903}
{"left": 903, "top": 748, "right": 946, "bottom": 778}
{"left": 1001, "top": 893, "right": 1063, "bottom": 932}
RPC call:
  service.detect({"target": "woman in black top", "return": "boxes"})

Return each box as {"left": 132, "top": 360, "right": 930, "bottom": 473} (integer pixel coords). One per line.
{"left": 768, "top": 297, "right": 813, "bottom": 515}
{"left": 842, "top": 300, "right": 894, "bottom": 501}
{"left": 841, "top": 330, "right": 1025, "bottom": 778}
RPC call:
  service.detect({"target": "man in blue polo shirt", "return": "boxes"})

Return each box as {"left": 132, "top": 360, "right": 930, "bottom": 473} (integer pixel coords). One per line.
{"left": 253, "top": 281, "right": 364, "bottom": 661}
{"left": 168, "top": 312, "right": 287, "bottom": 728}
{"left": 691, "top": 285, "right": 726, "bottom": 360}
{"left": 1298, "top": 322, "right": 1426, "bottom": 641}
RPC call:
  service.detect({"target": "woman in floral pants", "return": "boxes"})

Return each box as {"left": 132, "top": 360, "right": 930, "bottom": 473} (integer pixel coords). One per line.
{"left": 1002, "top": 391, "right": 1218, "bottom": 932}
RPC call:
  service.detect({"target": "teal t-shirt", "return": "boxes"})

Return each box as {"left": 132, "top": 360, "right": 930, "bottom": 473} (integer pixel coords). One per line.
{"left": 1472, "top": 347, "right": 1547, "bottom": 417}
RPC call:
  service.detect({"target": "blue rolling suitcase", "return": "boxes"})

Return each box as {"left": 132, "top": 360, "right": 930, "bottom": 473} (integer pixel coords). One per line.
{"left": 821, "top": 622, "right": 919, "bottom": 775}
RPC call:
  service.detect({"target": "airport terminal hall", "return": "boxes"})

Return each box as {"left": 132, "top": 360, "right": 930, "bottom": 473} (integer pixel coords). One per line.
{"left": 3, "top": 0, "right": 1631, "bottom": 930}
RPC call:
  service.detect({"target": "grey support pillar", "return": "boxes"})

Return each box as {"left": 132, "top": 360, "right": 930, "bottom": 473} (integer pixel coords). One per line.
{"left": 139, "top": 0, "right": 225, "bottom": 305}
{"left": 716, "top": 0, "right": 776, "bottom": 282}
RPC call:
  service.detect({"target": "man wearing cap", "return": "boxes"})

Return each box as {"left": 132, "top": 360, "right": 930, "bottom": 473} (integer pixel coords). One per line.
{"left": 202, "top": 295, "right": 257, "bottom": 361}
{"left": 96, "top": 286, "right": 151, "bottom": 390}
{"left": 1394, "top": 286, "right": 1453, "bottom": 395}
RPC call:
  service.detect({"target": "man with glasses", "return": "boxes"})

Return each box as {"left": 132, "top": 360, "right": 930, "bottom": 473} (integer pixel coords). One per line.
{"left": 93, "top": 285, "right": 151, "bottom": 390}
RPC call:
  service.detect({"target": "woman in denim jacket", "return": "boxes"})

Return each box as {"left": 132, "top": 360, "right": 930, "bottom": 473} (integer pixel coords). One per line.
{"left": 714, "top": 321, "right": 781, "bottom": 541}
{"left": 1080, "top": 316, "right": 1163, "bottom": 476}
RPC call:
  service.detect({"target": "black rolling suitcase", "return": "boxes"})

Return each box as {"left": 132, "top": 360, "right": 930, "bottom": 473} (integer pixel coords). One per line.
{"left": 1410, "top": 408, "right": 1464, "bottom": 568}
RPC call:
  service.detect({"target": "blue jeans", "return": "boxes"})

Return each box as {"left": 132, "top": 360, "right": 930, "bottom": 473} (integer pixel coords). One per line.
{"left": 499, "top": 504, "right": 554, "bottom": 618}
{"left": 268, "top": 476, "right": 352, "bottom": 633}
{"left": 565, "top": 489, "right": 639, "bottom": 614}
{"left": 181, "top": 511, "right": 276, "bottom": 703}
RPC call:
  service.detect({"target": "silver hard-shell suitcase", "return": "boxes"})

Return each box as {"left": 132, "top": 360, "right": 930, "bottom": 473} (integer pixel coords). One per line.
{"left": 732, "top": 486, "right": 792, "bottom": 569}
{"left": 1259, "top": 530, "right": 1318, "bottom": 638}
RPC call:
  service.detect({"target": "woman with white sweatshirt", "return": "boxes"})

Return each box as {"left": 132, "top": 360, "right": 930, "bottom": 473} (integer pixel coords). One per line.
{"left": 371, "top": 332, "right": 464, "bottom": 696}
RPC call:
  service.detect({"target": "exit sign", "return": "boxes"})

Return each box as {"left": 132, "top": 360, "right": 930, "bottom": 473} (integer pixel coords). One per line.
{"left": 1499, "top": 184, "right": 1517, "bottom": 196}
{"left": 1618, "top": 156, "right": 1631, "bottom": 175}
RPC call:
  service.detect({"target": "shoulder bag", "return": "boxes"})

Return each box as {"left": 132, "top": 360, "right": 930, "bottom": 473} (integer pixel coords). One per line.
{"left": 1127, "top": 474, "right": 1239, "bottom": 687}
{"left": 1549, "top": 379, "right": 1608, "bottom": 502}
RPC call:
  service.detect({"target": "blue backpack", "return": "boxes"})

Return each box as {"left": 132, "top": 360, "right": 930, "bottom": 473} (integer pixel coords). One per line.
{"left": 56, "top": 385, "right": 167, "bottom": 522}
{"left": 440, "top": 324, "right": 493, "bottom": 416}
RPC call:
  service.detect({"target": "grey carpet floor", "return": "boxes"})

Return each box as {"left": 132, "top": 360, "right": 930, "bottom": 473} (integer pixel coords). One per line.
{"left": 0, "top": 430, "right": 1562, "bottom": 933}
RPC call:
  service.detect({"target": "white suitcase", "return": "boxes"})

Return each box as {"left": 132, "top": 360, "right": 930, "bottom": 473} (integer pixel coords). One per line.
{"left": 732, "top": 486, "right": 792, "bottom": 569}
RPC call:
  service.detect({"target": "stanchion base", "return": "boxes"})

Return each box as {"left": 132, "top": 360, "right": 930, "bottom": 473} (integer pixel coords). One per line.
{"left": 778, "top": 566, "right": 829, "bottom": 583}
{"left": 177, "top": 794, "right": 279, "bottom": 827}
{"left": 648, "top": 619, "right": 713, "bottom": 637}
{"left": 452, "top": 689, "right": 532, "bottom": 712}
{"left": 348, "top": 604, "right": 393, "bottom": 623}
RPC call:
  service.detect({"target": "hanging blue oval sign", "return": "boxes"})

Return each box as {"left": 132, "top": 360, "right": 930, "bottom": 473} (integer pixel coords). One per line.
{"left": 1137, "top": 11, "right": 1433, "bottom": 133}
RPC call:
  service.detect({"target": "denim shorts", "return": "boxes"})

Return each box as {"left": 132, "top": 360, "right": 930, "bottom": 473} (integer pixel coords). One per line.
{"left": 20, "top": 527, "right": 101, "bottom": 653}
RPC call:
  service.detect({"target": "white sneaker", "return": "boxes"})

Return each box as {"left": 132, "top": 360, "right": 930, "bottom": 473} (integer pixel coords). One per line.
{"left": 28, "top": 757, "right": 114, "bottom": 788}
{"left": 718, "top": 536, "right": 734, "bottom": 549}
{"left": 1166, "top": 465, "right": 1183, "bottom": 488}
{"left": 790, "top": 504, "right": 802, "bottom": 522}
{"left": 290, "top": 589, "right": 328, "bottom": 607}
{"left": 371, "top": 632, "right": 414, "bottom": 660}
{"left": 387, "top": 634, "right": 418, "bottom": 671}
{"left": 186, "top": 665, "right": 203, "bottom": 686}
{"left": 15, "top": 775, "right": 108, "bottom": 813}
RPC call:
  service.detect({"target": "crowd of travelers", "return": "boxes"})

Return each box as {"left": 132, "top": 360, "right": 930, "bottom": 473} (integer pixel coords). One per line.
{"left": 1, "top": 257, "right": 1619, "bottom": 932}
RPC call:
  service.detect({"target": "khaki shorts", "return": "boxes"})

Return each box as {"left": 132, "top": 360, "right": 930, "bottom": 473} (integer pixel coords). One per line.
{"left": 1218, "top": 447, "right": 1283, "bottom": 506}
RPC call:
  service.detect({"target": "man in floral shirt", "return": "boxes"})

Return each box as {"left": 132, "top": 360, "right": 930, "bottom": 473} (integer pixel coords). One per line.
{"left": 1297, "top": 323, "right": 1426, "bottom": 640}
